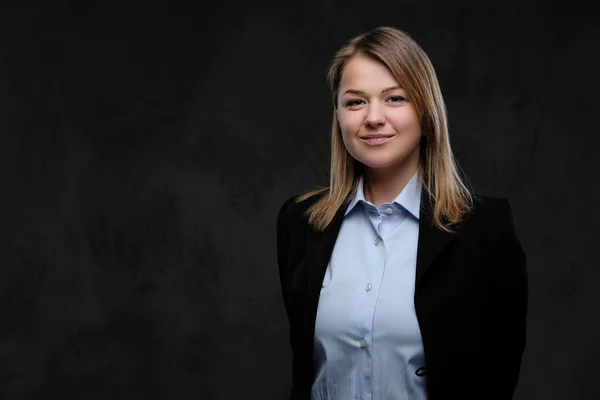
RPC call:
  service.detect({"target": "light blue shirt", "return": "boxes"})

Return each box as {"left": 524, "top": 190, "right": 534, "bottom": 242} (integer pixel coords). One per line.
{"left": 312, "top": 169, "right": 428, "bottom": 400}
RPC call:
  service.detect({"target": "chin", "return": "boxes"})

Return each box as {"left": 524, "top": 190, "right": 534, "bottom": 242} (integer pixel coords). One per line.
{"left": 354, "top": 151, "right": 406, "bottom": 168}
{"left": 358, "top": 157, "right": 404, "bottom": 170}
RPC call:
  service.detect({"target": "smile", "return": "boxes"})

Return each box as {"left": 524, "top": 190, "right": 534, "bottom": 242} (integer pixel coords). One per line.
{"left": 361, "top": 136, "right": 394, "bottom": 145}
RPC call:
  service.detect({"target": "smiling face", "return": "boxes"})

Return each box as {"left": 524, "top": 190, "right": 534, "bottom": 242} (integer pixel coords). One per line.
{"left": 337, "top": 53, "right": 423, "bottom": 175}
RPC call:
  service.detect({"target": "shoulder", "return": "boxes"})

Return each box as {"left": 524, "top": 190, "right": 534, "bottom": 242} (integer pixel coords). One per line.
{"left": 276, "top": 190, "right": 328, "bottom": 260}
{"left": 277, "top": 189, "right": 328, "bottom": 230}
{"left": 460, "top": 193, "right": 518, "bottom": 241}
{"left": 471, "top": 193, "right": 511, "bottom": 218}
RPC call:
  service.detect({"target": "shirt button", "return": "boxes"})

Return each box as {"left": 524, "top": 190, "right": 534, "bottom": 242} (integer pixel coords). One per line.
{"left": 365, "top": 283, "right": 372, "bottom": 292}
{"left": 359, "top": 338, "right": 367, "bottom": 348}
{"left": 374, "top": 238, "right": 382, "bottom": 246}
{"left": 386, "top": 207, "right": 393, "bottom": 214}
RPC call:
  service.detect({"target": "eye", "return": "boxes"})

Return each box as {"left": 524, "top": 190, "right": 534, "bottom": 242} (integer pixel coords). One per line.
{"left": 387, "top": 96, "right": 406, "bottom": 103}
{"left": 345, "top": 99, "right": 364, "bottom": 107}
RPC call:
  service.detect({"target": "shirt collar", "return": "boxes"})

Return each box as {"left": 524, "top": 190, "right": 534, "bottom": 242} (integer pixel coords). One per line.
{"left": 344, "top": 169, "right": 422, "bottom": 219}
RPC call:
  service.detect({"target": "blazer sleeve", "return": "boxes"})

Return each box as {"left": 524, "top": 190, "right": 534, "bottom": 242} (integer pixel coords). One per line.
{"left": 277, "top": 196, "right": 312, "bottom": 400}
{"left": 483, "top": 198, "right": 529, "bottom": 398}
{"left": 276, "top": 195, "right": 297, "bottom": 324}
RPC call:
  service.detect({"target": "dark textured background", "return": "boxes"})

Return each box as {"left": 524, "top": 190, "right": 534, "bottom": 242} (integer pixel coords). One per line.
{"left": 1, "top": 0, "right": 599, "bottom": 399}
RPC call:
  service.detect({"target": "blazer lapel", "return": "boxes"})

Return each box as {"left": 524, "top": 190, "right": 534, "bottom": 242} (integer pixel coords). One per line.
{"left": 301, "top": 192, "right": 454, "bottom": 354}
{"left": 415, "top": 194, "right": 455, "bottom": 288}
{"left": 303, "top": 200, "right": 349, "bottom": 346}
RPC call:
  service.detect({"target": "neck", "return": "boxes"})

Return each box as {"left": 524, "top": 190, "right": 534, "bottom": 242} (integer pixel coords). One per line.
{"left": 363, "top": 157, "right": 421, "bottom": 208}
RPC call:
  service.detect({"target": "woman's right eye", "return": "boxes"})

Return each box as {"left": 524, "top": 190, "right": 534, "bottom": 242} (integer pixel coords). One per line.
{"left": 346, "top": 99, "right": 364, "bottom": 107}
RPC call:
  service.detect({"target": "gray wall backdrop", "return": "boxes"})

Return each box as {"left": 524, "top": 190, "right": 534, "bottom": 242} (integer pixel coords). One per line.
{"left": 1, "top": 0, "right": 598, "bottom": 399}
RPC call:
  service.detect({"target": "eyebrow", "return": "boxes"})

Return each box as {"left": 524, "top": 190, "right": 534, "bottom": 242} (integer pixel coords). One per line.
{"left": 342, "top": 86, "right": 403, "bottom": 96}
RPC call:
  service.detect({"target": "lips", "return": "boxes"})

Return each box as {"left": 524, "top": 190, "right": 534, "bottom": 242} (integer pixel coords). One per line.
{"left": 360, "top": 134, "right": 394, "bottom": 139}
{"left": 361, "top": 135, "right": 394, "bottom": 145}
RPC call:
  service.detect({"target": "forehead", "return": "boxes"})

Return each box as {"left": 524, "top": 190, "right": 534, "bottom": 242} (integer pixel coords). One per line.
{"left": 339, "top": 53, "right": 400, "bottom": 91}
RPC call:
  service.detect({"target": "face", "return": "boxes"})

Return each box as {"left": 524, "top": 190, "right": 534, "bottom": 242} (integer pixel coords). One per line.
{"left": 337, "top": 53, "right": 422, "bottom": 174}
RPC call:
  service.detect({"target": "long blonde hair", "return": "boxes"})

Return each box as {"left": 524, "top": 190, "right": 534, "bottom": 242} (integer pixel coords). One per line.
{"left": 296, "top": 26, "right": 474, "bottom": 233}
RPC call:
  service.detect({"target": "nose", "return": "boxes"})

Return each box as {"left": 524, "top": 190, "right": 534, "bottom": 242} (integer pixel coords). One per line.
{"left": 364, "top": 103, "right": 385, "bottom": 127}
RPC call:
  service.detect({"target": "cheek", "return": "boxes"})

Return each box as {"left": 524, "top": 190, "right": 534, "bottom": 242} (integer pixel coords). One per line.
{"left": 338, "top": 112, "right": 362, "bottom": 135}
{"left": 390, "top": 109, "right": 421, "bottom": 131}
{"left": 398, "top": 109, "right": 421, "bottom": 129}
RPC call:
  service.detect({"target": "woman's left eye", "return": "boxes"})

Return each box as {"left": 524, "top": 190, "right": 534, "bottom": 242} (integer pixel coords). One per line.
{"left": 387, "top": 96, "right": 405, "bottom": 103}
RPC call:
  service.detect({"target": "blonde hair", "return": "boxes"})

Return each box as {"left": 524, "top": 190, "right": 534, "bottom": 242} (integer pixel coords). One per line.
{"left": 296, "top": 26, "right": 474, "bottom": 233}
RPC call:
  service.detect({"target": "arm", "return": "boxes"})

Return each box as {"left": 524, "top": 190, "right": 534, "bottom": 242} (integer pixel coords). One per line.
{"left": 276, "top": 196, "right": 309, "bottom": 400}
{"left": 277, "top": 195, "right": 296, "bottom": 324}
{"left": 483, "top": 198, "right": 529, "bottom": 398}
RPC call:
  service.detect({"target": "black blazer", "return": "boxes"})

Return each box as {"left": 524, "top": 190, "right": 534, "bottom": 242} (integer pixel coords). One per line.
{"left": 276, "top": 190, "right": 528, "bottom": 400}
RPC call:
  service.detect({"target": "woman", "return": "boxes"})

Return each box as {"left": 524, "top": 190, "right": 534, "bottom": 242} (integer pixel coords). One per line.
{"left": 276, "top": 26, "right": 527, "bottom": 400}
